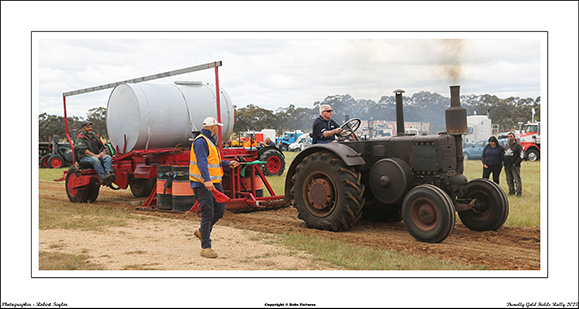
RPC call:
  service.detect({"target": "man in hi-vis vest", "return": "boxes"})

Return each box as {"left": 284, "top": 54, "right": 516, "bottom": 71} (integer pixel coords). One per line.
{"left": 190, "top": 117, "right": 240, "bottom": 258}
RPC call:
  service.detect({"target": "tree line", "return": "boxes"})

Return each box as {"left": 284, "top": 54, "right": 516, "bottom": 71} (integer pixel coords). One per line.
{"left": 39, "top": 92, "right": 540, "bottom": 142}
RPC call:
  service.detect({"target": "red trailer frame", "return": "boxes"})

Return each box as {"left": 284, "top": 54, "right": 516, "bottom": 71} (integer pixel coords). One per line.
{"left": 56, "top": 61, "right": 288, "bottom": 212}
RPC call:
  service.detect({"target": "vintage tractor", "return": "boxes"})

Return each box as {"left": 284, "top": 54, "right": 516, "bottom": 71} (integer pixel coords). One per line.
{"left": 39, "top": 141, "right": 73, "bottom": 168}
{"left": 284, "top": 86, "right": 509, "bottom": 243}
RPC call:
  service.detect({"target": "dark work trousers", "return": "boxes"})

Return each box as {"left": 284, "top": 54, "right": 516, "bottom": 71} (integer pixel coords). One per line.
{"left": 482, "top": 164, "right": 503, "bottom": 184}
{"left": 504, "top": 164, "right": 522, "bottom": 194}
{"left": 192, "top": 182, "right": 226, "bottom": 249}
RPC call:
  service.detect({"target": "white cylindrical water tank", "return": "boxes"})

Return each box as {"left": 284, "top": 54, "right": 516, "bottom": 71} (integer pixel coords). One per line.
{"left": 106, "top": 82, "right": 234, "bottom": 152}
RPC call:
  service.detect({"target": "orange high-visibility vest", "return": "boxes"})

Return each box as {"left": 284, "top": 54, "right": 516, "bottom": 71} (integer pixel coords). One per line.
{"left": 189, "top": 134, "right": 223, "bottom": 183}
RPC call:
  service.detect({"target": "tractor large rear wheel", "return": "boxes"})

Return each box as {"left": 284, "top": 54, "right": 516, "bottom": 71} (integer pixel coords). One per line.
{"left": 39, "top": 154, "right": 51, "bottom": 168}
{"left": 65, "top": 166, "right": 90, "bottom": 203}
{"left": 291, "top": 151, "right": 365, "bottom": 231}
{"left": 459, "top": 178, "right": 509, "bottom": 231}
{"left": 401, "top": 184, "right": 456, "bottom": 243}
{"left": 260, "top": 149, "right": 285, "bottom": 176}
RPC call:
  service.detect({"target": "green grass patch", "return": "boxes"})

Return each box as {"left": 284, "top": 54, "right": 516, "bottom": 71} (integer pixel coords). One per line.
{"left": 263, "top": 151, "right": 297, "bottom": 196}
{"left": 39, "top": 251, "right": 104, "bottom": 270}
{"left": 280, "top": 233, "right": 484, "bottom": 270}
{"left": 38, "top": 167, "right": 68, "bottom": 182}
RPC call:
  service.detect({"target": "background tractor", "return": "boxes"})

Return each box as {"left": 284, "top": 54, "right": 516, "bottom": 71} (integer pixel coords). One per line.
{"left": 284, "top": 86, "right": 509, "bottom": 243}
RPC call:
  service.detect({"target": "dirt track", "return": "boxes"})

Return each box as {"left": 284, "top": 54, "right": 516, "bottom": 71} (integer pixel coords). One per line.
{"left": 39, "top": 181, "right": 540, "bottom": 270}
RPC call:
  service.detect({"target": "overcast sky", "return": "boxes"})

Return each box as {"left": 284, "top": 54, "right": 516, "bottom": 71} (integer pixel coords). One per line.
{"left": 36, "top": 33, "right": 543, "bottom": 117}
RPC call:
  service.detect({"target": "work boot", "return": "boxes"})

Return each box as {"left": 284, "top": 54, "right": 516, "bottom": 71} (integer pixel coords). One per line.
{"left": 508, "top": 191, "right": 515, "bottom": 196}
{"left": 194, "top": 229, "right": 201, "bottom": 241}
{"left": 201, "top": 248, "right": 218, "bottom": 258}
{"left": 516, "top": 192, "right": 522, "bottom": 197}
{"left": 103, "top": 172, "right": 116, "bottom": 185}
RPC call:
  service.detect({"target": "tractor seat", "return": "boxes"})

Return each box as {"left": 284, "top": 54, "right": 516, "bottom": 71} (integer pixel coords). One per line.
{"left": 78, "top": 160, "right": 93, "bottom": 170}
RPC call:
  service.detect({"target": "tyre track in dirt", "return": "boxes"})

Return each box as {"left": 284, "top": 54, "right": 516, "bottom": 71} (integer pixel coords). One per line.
{"left": 39, "top": 181, "right": 540, "bottom": 270}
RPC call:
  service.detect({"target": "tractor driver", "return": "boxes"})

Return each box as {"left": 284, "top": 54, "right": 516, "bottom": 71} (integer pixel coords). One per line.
{"left": 259, "top": 137, "right": 276, "bottom": 147}
{"left": 75, "top": 121, "right": 116, "bottom": 185}
{"left": 190, "top": 117, "right": 240, "bottom": 258}
{"left": 312, "top": 104, "right": 351, "bottom": 144}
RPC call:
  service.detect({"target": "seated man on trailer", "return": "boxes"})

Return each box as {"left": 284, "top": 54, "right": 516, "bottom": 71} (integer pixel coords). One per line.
{"left": 74, "top": 121, "right": 116, "bottom": 185}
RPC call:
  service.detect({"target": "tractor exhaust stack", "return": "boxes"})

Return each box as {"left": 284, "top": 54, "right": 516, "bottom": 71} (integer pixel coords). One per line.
{"left": 395, "top": 89, "right": 405, "bottom": 136}
{"left": 445, "top": 85, "right": 468, "bottom": 173}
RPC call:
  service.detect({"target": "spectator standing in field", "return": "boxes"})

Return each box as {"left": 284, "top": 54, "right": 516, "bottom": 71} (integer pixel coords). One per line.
{"left": 481, "top": 136, "right": 505, "bottom": 184}
{"left": 189, "top": 117, "right": 240, "bottom": 258}
{"left": 503, "top": 132, "right": 524, "bottom": 197}
{"left": 75, "top": 121, "right": 116, "bottom": 185}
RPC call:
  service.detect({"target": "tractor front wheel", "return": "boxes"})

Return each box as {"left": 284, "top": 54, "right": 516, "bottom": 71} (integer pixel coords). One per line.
{"left": 459, "top": 178, "right": 509, "bottom": 231}
{"left": 401, "top": 184, "right": 456, "bottom": 243}
{"left": 291, "top": 151, "right": 365, "bottom": 231}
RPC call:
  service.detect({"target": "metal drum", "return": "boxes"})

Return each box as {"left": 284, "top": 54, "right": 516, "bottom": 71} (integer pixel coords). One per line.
{"left": 171, "top": 166, "right": 196, "bottom": 212}
{"left": 106, "top": 82, "right": 234, "bottom": 153}
{"left": 156, "top": 165, "right": 173, "bottom": 210}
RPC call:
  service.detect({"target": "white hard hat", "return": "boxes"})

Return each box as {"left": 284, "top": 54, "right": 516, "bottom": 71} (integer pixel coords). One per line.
{"left": 202, "top": 116, "right": 223, "bottom": 127}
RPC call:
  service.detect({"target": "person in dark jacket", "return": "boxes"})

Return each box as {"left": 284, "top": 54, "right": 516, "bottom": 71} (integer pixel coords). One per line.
{"left": 481, "top": 136, "right": 505, "bottom": 184}
{"left": 503, "top": 132, "right": 524, "bottom": 196}
{"left": 312, "top": 104, "right": 345, "bottom": 144}
{"left": 74, "top": 121, "right": 115, "bottom": 185}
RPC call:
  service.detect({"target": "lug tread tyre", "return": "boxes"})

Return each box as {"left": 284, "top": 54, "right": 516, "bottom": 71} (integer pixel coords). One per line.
{"left": 291, "top": 151, "right": 365, "bottom": 231}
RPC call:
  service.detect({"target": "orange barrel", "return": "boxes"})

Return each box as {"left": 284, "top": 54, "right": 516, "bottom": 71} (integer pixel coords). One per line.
{"left": 171, "top": 166, "right": 197, "bottom": 212}
{"left": 156, "top": 165, "right": 173, "bottom": 210}
{"left": 240, "top": 174, "right": 264, "bottom": 197}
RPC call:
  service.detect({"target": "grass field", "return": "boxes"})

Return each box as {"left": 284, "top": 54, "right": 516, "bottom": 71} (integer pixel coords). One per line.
{"left": 38, "top": 154, "right": 541, "bottom": 270}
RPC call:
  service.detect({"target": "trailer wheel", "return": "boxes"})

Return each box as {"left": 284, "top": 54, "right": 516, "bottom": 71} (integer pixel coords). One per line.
{"left": 459, "top": 178, "right": 509, "bottom": 231}
{"left": 48, "top": 155, "right": 65, "bottom": 168}
{"left": 130, "top": 178, "right": 155, "bottom": 197}
{"left": 291, "top": 151, "right": 365, "bottom": 231}
{"left": 401, "top": 184, "right": 455, "bottom": 243}
{"left": 260, "top": 149, "right": 285, "bottom": 176}
{"left": 87, "top": 178, "right": 100, "bottom": 203}
{"left": 65, "top": 166, "right": 90, "bottom": 203}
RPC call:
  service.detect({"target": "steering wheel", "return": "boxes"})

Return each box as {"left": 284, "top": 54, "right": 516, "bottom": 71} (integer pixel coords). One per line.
{"left": 339, "top": 118, "right": 361, "bottom": 141}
